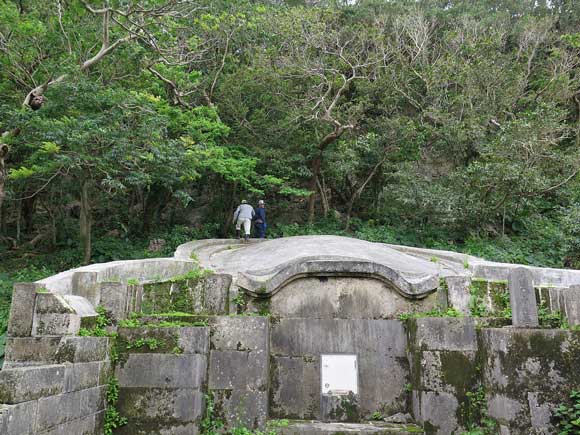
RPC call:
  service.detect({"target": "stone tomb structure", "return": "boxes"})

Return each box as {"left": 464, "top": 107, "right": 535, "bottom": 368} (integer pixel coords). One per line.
{"left": 0, "top": 235, "right": 579, "bottom": 435}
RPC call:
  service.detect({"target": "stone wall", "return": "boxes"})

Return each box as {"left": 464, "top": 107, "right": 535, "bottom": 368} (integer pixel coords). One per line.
{"left": 265, "top": 277, "right": 439, "bottom": 319}
{"left": 208, "top": 316, "right": 269, "bottom": 429}
{"left": 407, "top": 318, "right": 479, "bottom": 434}
{"left": 480, "top": 328, "right": 580, "bottom": 435}
{"left": 270, "top": 318, "right": 409, "bottom": 421}
{"left": 115, "top": 326, "right": 208, "bottom": 435}
{"left": 0, "top": 336, "right": 110, "bottom": 434}
{"left": 407, "top": 318, "right": 580, "bottom": 435}
{"left": 113, "top": 316, "right": 269, "bottom": 435}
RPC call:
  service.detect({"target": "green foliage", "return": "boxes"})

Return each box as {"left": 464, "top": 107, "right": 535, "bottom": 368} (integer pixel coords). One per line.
{"left": 125, "top": 337, "right": 161, "bottom": 351}
{"left": 554, "top": 390, "right": 580, "bottom": 435}
{"left": 104, "top": 377, "right": 128, "bottom": 435}
{"left": 538, "top": 303, "right": 569, "bottom": 329}
{"left": 200, "top": 392, "right": 283, "bottom": 435}
{"left": 118, "top": 318, "right": 142, "bottom": 328}
{"left": 169, "top": 267, "right": 212, "bottom": 283}
{"left": 462, "top": 386, "right": 498, "bottom": 435}
{"left": 78, "top": 305, "right": 115, "bottom": 337}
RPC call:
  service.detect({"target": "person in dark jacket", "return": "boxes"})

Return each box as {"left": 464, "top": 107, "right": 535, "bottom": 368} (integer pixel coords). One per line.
{"left": 254, "top": 199, "right": 267, "bottom": 239}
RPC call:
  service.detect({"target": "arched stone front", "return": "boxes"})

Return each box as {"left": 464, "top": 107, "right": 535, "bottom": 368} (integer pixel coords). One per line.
{"left": 265, "top": 276, "right": 439, "bottom": 319}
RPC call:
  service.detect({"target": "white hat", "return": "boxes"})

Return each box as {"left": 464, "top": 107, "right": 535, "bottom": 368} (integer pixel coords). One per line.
{"left": 241, "top": 199, "right": 247, "bottom": 204}
{"left": 258, "top": 200, "right": 265, "bottom": 205}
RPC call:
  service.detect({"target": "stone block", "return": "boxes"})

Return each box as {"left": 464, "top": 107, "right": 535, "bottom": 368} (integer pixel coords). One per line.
{"left": 36, "top": 413, "right": 96, "bottom": 435}
{"left": 115, "top": 421, "right": 199, "bottom": 435}
{"left": 479, "top": 328, "right": 576, "bottom": 397}
{"left": 0, "top": 365, "right": 65, "bottom": 403}
{"left": 418, "top": 350, "right": 477, "bottom": 395}
{"left": 564, "top": 286, "right": 580, "bottom": 326}
{"left": 71, "top": 271, "right": 100, "bottom": 306}
{"left": 94, "top": 410, "right": 105, "bottom": 435}
{"left": 34, "top": 386, "right": 104, "bottom": 433}
{"left": 527, "top": 392, "right": 553, "bottom": 429}
{"left": 209, "top": 316, "right": 269, "bottom": 351}
{"left": 118, "top": 387, "right": 204, "bottom": 421}
{"left": 271, "top": 318, "right": 406, "bottom": 356}
{"left": 487, "top": 394, "right": 524, "bottom": 425}
{"left": 4, "top": 336, "right": 109, "bottom": 366}
{"left": 79, "top": 386, "right": 107, "bottom": 416}
{"left": 270, "top": 356, "right": 320, "bottom": 420}
{"left": 36, "top": 390, "right": 82, "bottom": 432}
{"left": 116, "top": 354, "right": 206, "bottom": 388}
{"left": 411, "top": 317, "right": 477, "bottom": 351}
{"left": 118, "top": 326, "right": 209, "bottom": 355}
{"left": 321, "top": 392, "right": 360, "bottom": 422}
{"left": 64, "top": 361, "right": 101, "bottom": 392}
{"left": 418, "top": 391, "right": 460, "bottom": 435}
{"left": 3, "top": 337, "right": 62, "bottom": 367}
{"left": 35, "top": 293, "right": 76, "bottom": 314}
{"left": 56, "top": 336, "right": 110, "bottom": 363}
{"left": 99, "top": 282, "right": 129, "bottom": 321}
{"left": 508, "top": 267, "right": 539, "bottom": 327}
{"left": 208, "top": 350, "right": 268, "bottom": 390}
{"left": 0, "top": 400, "right": 38, "bottom": 435}
{"left": 178, "top": 327, "right": 210, "bottom": 354}
{"left": 33, "top": 312, "right": 81, "bottom": 336}
{"left": 358, "top": 355, "right": 409, "bottom": 416}
{"left": 197, "top": 274, "right": 231, "bottom": 314}
{"left": 212, "top": 389, "right": 268, "bottom": 429}
{"left": 445, "top": 276, "right": 471, "bottom": 315}
{"left": 7, "top": 283, "right": 38, "bottom": 337}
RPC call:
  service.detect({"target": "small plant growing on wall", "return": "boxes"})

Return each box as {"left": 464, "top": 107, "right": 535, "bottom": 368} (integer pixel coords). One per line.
{"left": 554, "top": 390, "right": 580, "bottom": 434}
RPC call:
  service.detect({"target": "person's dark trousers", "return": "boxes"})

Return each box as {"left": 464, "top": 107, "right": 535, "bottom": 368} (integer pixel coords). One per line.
{"left": 255, "top": 224, "right": 266, "bottom": 239}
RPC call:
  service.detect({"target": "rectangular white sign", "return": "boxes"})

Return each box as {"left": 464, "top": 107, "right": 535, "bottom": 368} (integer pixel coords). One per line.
{"left": 321, "top": 354, "right": 358, "bottom": 395}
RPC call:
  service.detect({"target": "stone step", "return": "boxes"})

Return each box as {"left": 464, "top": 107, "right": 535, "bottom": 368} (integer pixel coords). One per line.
{"left": 276, "top": 420, "right": 424, "bottom": 434}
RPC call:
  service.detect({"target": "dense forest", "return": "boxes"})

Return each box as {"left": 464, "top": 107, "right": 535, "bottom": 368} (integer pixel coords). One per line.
{"left": 1, "top": 0, "right": 580, "bottom": 350}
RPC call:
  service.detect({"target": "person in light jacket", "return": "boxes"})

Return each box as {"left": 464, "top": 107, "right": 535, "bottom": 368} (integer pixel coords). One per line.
{"left": 233, "top": 200, "right": 255, "bottom": 241}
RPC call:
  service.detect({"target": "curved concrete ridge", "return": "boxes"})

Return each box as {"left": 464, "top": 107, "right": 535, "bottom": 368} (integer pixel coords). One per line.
{"left": 37, "top": 257, "right": 196, "bottom": 295}
{"left": 386, "top": 244, "right": 580, "bottom": 287}
{"left": 237, "top": 256, "right": 439, "bottom": 299}
{"left": 181, "top": 236, "right": 442, "bottom": 297}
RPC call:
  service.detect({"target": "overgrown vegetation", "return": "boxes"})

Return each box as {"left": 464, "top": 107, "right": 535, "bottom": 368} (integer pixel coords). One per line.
{"left": 554, "top": 390, "right": 580, "bottom": 435}
{"left": 538, "top": 303, "right": 569, "bottom": 329}
{"left": 104, "top": 376, "right": 128, "bottom": 435}
{"left": 125, "top": 337, "right": 161, "bottom": 351}
{"left": 2, "top": 0, "right": 580, "bottom": 373}
{"left": 200, "top": 392, "right": 288, "bottom": 435}
{"left": 461, "top": 386, "right": 498, "bottom": 435}
{"left": 78, "top": 305, "right": 115, "bottom": 337}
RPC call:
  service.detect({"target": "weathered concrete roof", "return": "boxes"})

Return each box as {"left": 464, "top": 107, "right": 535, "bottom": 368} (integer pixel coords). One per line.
{"left": 175, "top": 236, "right": 580, "bottom": 297}
{"left": 177, "top": 236, "right": 441, "bottom": 298}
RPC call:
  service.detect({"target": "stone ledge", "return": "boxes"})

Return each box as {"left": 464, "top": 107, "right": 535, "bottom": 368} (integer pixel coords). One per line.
{"left": 116, "top": 354, "right": 206, "bottom": 388}
{"left": 0, "top": 365, "right": 65, "bottom": 404}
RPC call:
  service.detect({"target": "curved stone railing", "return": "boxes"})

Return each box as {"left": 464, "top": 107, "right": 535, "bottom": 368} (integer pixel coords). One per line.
{"left": 237, "top": 256, "right": 439, "bottom": 299}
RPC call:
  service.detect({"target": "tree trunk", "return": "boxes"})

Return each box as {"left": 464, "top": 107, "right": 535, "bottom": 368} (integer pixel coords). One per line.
{"left": 80, "top": 179, "right": 92, "bottom": 264}
{"left": 307, "top": 126, "right": 349, "bottom": 225}
{"left": 22, "top": 195, "right": 36, "bottom": 234}
{"left": 142, "top": 185, "right": 171, "bottom": 234}
{"left": 0, "top": 144, "right": 7, "bottom": 229}
{"left": 307, "top": 153, "right": 323, "bottom": 225}
{"left": 344, "top": 154, "right": 389, "bottom": 231}
{"left": 316, "top": 176, "right": 329, "bottom": 218}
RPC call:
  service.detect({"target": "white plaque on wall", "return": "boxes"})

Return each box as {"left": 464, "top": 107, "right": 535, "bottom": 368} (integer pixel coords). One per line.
{"left": 321, "top": 354, "right": 358, "bottom": 395}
